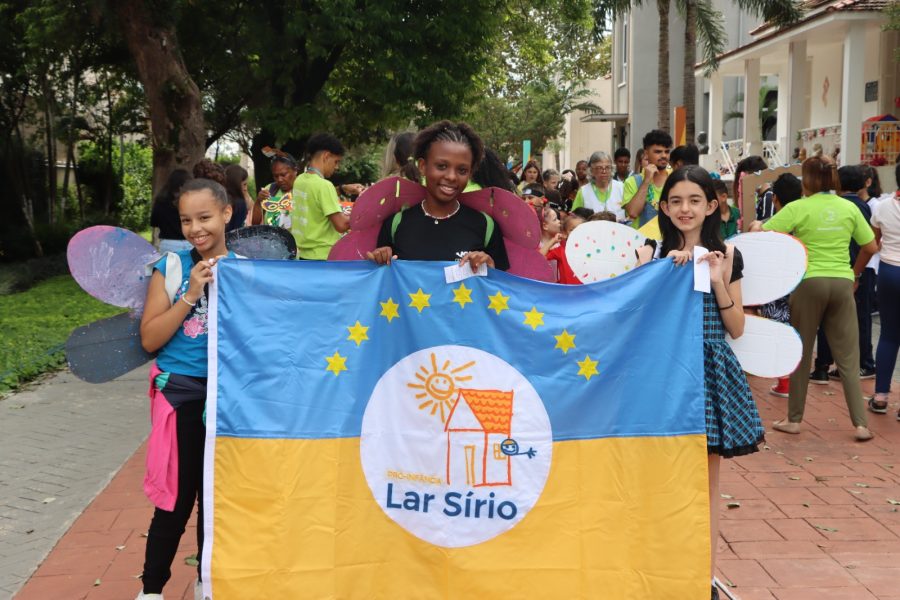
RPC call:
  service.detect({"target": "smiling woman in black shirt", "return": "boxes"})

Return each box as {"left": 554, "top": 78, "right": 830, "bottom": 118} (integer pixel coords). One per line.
{"left": 368, "top": 121, "right": 509, "bottom": 271}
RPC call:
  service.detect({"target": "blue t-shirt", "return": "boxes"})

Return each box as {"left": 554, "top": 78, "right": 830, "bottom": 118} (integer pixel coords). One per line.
{"left": 153, "top": 249, "right": 234, "bottom": 377}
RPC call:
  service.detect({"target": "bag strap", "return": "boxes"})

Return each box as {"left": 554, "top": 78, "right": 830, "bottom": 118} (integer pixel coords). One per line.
{"left": 390, "top": 208, "right": 407, "bottom": 243}
{"left": 481, "top": 212, "right": 494, "bottom": 247}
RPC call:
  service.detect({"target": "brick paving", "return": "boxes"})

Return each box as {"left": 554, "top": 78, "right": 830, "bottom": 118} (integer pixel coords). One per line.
{"left": 9, "top": 372, "right": 898, "bottom": 599}
{"left": 0, "top": 369, "right": 147, "bottom": 599}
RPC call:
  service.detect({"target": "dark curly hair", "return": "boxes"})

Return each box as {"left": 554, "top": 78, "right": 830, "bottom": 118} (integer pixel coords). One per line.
{"left": 413, "top": 120, "right": 484, "bottom": 169}
{"left": 192, "top": 158, "right": 226, "bottom": 186}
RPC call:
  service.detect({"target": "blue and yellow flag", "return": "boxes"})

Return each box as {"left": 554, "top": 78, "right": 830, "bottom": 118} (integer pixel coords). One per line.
{"left": 203, "top": 259, "right": 709, "bottom": 599}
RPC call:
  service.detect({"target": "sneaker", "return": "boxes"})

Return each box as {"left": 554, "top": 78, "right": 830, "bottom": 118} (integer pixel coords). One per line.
{"left": 194, "top": 579, "right": 203, "bottom": 600}
{"left": 135, "top": 592, "right": 164, "bottom": 600}
{"left": 860, "top": 367, "right": 876, "bottom": 380}
{"left": 769, "top": 381, "right": 789, "bottom": 398}
{"left": 809, "top": 367, "right": 830, "bottom": 384}
{"left": 711, "top": 584, "right": 720, "bottom": 600}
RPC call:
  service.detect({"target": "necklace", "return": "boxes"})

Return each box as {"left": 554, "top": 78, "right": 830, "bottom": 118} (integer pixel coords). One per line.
{"left": 421, "top": 199, "right": 460, "bottom": 224}
{"left": 306, "top": 166, "right": 323, "bottom": 178}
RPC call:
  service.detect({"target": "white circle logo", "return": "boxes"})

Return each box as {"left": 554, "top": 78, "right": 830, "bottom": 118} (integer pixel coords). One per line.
{"left": 360, "top": 345, "right": 553, "bottom": 547}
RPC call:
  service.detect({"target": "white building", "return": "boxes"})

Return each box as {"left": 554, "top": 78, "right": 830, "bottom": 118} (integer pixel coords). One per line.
{"left": 701, "top": 0, "right": 899, "bottom": 172}
{"left": 609, "top": 2, "right": 764, "bottom": 159}
{"left": 542, "top": 75, "right": 616, "bottom": 170}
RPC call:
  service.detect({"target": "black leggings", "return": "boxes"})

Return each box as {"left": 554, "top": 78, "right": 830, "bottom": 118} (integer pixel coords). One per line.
{"left": 142, "top": 400, "right": 205, "bottom": 593}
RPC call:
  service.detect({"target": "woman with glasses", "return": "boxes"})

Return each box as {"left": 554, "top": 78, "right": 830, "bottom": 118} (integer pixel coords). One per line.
{"left": 570, "top": 151, "right": 627, "bottom": 222}
{"left": 250, "top": 152, "right": 299, "bottom": 229}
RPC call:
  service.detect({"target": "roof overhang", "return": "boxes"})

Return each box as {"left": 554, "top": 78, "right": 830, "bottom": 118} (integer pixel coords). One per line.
{"left": 579, "top": 113, "right": 629, "bottom": 123}
{"left": 694, "top": 11, "right": 879, "bottom": 77}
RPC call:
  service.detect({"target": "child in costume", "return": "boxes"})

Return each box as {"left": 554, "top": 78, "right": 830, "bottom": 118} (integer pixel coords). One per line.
{"left": 640, "top": 165, "right": 764, "bottom": 600}
{"left": 136, "top": 179, "right": 236, "bottom": 600}
{"left": 368, "top": 121, "right": 509, "bottom": 272}
{"left": 545, "top": 214, "right": 586, "bottom": 284}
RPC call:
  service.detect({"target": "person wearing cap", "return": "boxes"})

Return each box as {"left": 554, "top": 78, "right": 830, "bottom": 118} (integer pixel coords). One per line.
{"left": 521, "top": 184, "right": 546, "bottom": 212}
{"left": 571, "top": 151, "right": 626, "bottom": 222}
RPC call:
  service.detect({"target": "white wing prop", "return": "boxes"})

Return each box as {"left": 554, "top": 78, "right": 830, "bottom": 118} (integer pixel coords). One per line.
{"left": 729, "top": 231, "right": 807, "bottom": 306}
{"left": 566, "top": 221, "right": 646, "bottom": 282}
{"left": 727, "top": 232, "right": 808, "bottom": 378}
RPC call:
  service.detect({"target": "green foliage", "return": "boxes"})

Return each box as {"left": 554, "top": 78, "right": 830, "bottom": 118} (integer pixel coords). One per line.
{"left": 887, "top": 0, "right": 900, "bottom": 61}
{"left": 334, "top": 146, "right": 381, "bottom": 186}
{"left": 0, "top": 275, "right": 123, "bottom": 394}
{"left": 116, "top": 143, "right": 153, "bottom": 231}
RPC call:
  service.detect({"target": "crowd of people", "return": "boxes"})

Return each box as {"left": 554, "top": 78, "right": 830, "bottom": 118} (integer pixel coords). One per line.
{"left": 140, "top": 120, "right": 900, "bottom": 600}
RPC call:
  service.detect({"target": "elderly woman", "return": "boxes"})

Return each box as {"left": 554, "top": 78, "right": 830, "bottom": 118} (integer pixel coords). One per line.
{"left": 251, "top": 153, "right": 299, "bottom": 229}
{"left": 570, "top": 151, "right": 627, "bottom": 222}
{"left": 750, "top": 156, "right": 878, "bottom": 442}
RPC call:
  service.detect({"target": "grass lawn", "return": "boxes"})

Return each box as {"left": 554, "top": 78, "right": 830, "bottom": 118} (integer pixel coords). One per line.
{"left": 0, "top": 275, "right": 124, "bottom": 395}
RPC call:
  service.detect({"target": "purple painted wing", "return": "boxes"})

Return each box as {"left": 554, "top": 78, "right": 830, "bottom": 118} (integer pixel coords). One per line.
{"left": 505, "top": 241, "right": 555, "bottom": 282}
{"left": 329, "top": 229, "right": 380, "bottom": 261}
{"left": 67, "top": 226, "right": 159, "bottom": 313}
{"left": 459, "top": 187, "right": 540, "bottom": 250}
{"left": 349, "top": 177, "right": 426, "bottom": 231}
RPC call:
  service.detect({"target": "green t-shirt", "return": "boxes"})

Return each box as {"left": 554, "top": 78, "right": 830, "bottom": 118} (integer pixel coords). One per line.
{"left": 720, "top": 206, "right": 741, "bottom": 240}
{"left": 622, "top": 175, "right": 664, "bottom": 228}
{"left": 763, "top": 192, "right": 875, "bottom": 280}
{"left": 571, "top": 184, "right": 610, "bottom": 211}
{"left": 291, "top": 172, "right": 343, "bottom": 260}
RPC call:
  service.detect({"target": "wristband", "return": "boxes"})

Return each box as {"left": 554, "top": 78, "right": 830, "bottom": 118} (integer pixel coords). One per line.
{"left": 180, "top": 294, "right": 197, "bottom": 307}
{"left": 718, "top": 300, "right": 735, "bottom": 311}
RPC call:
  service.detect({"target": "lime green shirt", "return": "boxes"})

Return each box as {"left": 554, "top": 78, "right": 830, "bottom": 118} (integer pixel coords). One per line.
{"left": 622, "top": 175, "right": 664, "bottom": 228}
{"left": 763, "top": 192, "right": 875, "bottom": 280}
{"left": 291, "top": 172, "right": 343, "bottom": 260}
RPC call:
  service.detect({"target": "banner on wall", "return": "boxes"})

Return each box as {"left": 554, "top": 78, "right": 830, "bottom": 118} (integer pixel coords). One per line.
{"left": 203, "top": 259, "right": 710, "bottom": 599}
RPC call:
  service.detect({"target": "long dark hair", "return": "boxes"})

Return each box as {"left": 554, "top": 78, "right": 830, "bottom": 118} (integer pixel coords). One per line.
{"left": 392, "top": 132, "right": 420, "bottom": 181}
{"left": 224, "top": 164, "right": 248, "bottom": 206}
{"left": 473, "top": 148, "right": 516, "bottom": 192}
{"left": 153, "top": 168, "right": 192, "bottom": 207}
{"left": 659, "top": 165, "right": 726, "bottom": 257}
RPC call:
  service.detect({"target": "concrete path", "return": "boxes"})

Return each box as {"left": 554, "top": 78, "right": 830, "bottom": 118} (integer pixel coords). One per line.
{"left": 0, "top": 368, "right": 148, "bottom": 599}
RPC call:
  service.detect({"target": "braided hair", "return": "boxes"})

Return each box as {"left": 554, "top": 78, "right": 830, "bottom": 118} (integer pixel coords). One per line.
{"left": 413, "top": 120, "right": 485, "bottom": 169}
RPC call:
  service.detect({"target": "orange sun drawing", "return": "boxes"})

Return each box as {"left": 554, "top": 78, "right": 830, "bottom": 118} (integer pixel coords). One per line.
{"left": 407, "top": 353, "right": 475, "bottom": 422}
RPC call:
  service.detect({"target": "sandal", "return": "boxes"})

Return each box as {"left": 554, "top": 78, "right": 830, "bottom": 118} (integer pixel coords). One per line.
{"left": 772, "top": 419, "right": 801, "bottom": 434}
{"left": 868, "top": 395, "right": 888, "bottom": 414}
{"left": 855, "top": 426, "right": 874, "bottom": 442}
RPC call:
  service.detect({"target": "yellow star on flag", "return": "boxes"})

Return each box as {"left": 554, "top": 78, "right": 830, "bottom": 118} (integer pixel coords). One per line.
{"left": 576, "top": 355, "right": 599, "bottom": 381}
{"left": 522, "top": 306, "right": 545, "bottom": 330}
{"left": 408, "top": 288, "right": 431, "bottom": 313}
{"left": 325, "top": 351, "right": 348, "bottom": 376}
{"left": 452, "top": 283, "right": 473, "bottom": 308}
{"left": 554, "top": 330, "right": 576, "bottom": 354}
{"left": 380, "top": 298, "right": 400, "bottom": 322}
{"left": 487, "top": 291, "right": 510, "bottom": 315}
{"left": 346, "top": 321, "right": 369, "bottom": 346}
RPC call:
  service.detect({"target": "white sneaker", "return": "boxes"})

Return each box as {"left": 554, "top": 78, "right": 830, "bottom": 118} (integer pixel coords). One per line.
{"left": 194, "top": 579, "right": 204, "bottom": 600}
{"left": 135, "top": 593, "right": 164, "bottom": 600}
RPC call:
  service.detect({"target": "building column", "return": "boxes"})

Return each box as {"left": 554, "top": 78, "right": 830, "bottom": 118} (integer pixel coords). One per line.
{"left": 786, "top": 40, "right": 808, "bottom": 163}
{"left": 840, "top": 21, "right": 866, "bottom": 166}
{"left": 708, "top": 72, "right": 724, "bottom": 170}
{"left": 743, "top": 58, "right": 762, "bottom": 156}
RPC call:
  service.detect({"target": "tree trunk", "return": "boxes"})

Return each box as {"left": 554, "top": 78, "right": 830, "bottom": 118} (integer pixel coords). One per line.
{"left": 112, "top": 0, "right": 205, "bottom": 196}
{"left": 683, "top": 1, "right": 697, "bottom": 144}
{"left": 42, "top": 77, "right": 57, "bottom": 225}
{"left": 657, "top": 0, "right": 671, "bottom": 132}
{"left": 104, "top": 73, "right": 115, "bottom": 216}
{"left": 10, "top": 129, "right": 43, "bottom": 257}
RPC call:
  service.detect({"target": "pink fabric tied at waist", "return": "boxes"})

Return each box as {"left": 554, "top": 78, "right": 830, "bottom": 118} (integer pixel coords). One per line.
{"left": 144, "top": 362, "right": 178, "bottom": 511}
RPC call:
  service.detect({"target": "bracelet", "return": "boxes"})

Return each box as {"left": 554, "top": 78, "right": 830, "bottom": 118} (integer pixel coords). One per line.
{"left": 180, "top": 294, "right": 197, "bottom": 307}
{"left": 718, "top": 300, "right": 735, "bottom": 311}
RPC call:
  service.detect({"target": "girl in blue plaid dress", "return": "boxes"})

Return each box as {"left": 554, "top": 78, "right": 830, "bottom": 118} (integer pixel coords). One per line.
{"left": 641, "top": 165, "right": 765, "bottom": 600}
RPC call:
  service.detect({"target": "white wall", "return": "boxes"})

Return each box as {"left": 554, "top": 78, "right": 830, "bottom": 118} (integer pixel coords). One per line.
{"left": 808, "top": 42, "right": 843, "bottom": 127}
{"left": 862, "top": 28, "right": 881, "bottom": 121}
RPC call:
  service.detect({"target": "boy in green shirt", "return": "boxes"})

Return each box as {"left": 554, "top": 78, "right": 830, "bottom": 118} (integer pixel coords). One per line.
{"left": 291, "top": 133, "right": 351, "bottom": 260}
{"left": 622, "top": 129, "right": 672, "bottom": 228}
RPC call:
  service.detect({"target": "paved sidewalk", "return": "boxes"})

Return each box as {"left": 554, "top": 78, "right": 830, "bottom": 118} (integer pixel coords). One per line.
{"left": 0, "top": 369, "right": 148, "bottom": 599}
{"left": 8, "top": 371, "right": 899, "bottom": 600}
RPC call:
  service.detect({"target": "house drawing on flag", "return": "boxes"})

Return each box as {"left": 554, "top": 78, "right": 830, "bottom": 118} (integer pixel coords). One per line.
{"left": 444, "top": 389, "right": 514, "bottom": 487}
